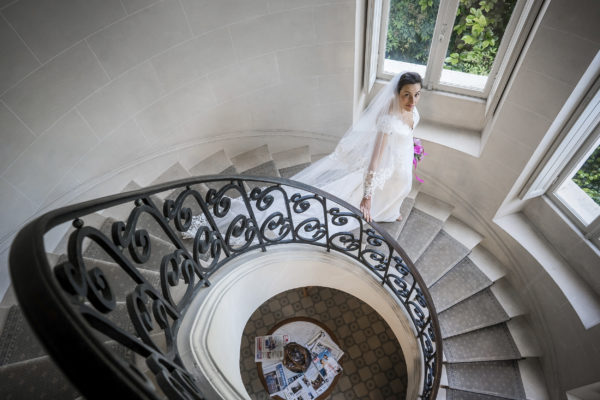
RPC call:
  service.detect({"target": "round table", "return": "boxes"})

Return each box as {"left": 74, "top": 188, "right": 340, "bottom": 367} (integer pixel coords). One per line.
{"left": 257, "top": 317, "right": 343, "bottom": 400}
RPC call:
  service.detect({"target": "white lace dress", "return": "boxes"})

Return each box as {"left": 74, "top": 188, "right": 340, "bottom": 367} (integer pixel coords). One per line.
{"left": 182, "top": 109, "right": 418, "bottom": 239}
{"left": 314, "top": 111, "right": 416, "bottom": 222}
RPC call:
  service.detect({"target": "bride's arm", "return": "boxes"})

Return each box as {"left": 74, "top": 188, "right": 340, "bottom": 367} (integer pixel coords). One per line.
{"left": 360, "top": 130, "right": 388, "bottom": 222}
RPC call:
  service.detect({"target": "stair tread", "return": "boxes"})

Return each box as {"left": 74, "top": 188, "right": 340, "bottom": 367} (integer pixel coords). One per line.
{"left": 82, "top": 217, "right": 177, "bottom": 272}
{"left": 415, "top": 230, "right": 470, "bottom": 287}
{"left": 430, "top": 258, "right": 492, "bottom": 312}
{"left": 150, "top": 162, "right": 191, "bottom": 186}
{"left": 0, "top": 305, "right": 46, "bottom": 365}
{"left": 231, "top": 144, "right": 272, "bottom": 172}
{"left": 57, "top": 256, "right": 161, "bottom": 302}
{"left": 446, "top": 388, "right": 517, "bottom": 400}
{"left": 0, "top": 354, "right": 80, "bottom": 399}
{"left": 443, "top": 323, "right": 521, "bottom": 363}
{"left": 378, "top": 197, "right": 415, "bottom": 241}
{"left": 189, "top": 149, "right": 233, "bottom": 175}
{"left": 446, "top": 361, "right": 526, "bottom": 399}
{"left": 397, "top": 207, "right": 443, "bottom": 262}
{"left": 240, "top": 160, "right": 280, "bottom": 178}
{"left": 279, "top": 162, "right": 311, "bottom": 179}
{"left": 272, "top": 146, "right": 311, "bottom": 170}
{"left": 439, "top": 289, "right": 509, "bottom": 338}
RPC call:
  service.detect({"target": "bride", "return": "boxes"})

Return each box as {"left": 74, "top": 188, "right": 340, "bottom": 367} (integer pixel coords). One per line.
{"left": 291, "top": 71, "right": 422, "bottom": 223}
{"left": 182, "top": 72, "right": 422, "bottom": 240}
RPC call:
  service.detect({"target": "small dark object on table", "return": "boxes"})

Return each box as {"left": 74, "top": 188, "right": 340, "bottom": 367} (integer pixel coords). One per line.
{"left": 282, "top": 342, "right": 311, "bottom": 373}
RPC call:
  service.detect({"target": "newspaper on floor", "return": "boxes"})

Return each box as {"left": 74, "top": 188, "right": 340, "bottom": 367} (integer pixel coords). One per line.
{"left": 255, "top": 335, "right": 290, "bottom": 362}
{"left": 302, "top": 362, "right": 329, "bottom": 397}
{"left": 309, "top": 334, "right": 344, "bottom": 361}
{"left": 281, "top": 375, "right": 318, "bottom": 400}
{"left": 263, "top": 362, "right": 288, "bottom": 395}
{"left": 312, "top": 349, "right": 342, "bottom": 380}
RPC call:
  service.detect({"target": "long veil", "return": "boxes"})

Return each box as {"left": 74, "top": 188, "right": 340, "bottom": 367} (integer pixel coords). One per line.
{"left": 182, "top": 73, "right": 409, "bottom": 242}
{"left": 290, "top": 72, "right": 405, "bottom": 199}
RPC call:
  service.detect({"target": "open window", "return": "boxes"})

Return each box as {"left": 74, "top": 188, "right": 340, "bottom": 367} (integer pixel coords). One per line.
{"left": 364, "top": 0, "right": 540, "bottom": 114}
{"left": 520, "top": 67, "right": 600, "bottom": 249}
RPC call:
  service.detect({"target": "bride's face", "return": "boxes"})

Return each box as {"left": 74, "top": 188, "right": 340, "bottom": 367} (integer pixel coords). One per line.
{"left": 397, "top": 83, "right": 421, "bottom": 113}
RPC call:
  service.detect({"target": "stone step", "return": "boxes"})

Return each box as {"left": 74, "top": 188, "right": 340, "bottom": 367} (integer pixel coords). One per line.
{"left": 439, "top": 289, "right": 509, "bottom": 338}
{"left": 310, "top": 153, "right": 328, "bottom": 163}
{"left": 230, "top": 144, "right": 273, "bottom": 173}
{"left": 190, "top": 149, "right": 234, "bottom": 176}
{"left": 413, "top": 192, "right": 454, "bottom": 223}
{"left": 150, "top": 162, "right": 192, "bottom": 201}
{"left": 445, "top": 360, "right": 526, "bottom": 399}
{"left": 232, "top": 145, "right": 280, "bottom": 191}
{"left": 83, "top": 217, "right": 177, "bottom": 273}
{"left": 56, "top": 256, "right": 161, "bottom": 303}
{"left": 443, "top": 323, "right": 521, "bottom": 363}
{"left": 415, "top": 230, "right": 470, "bottom": 287}
{"left": 0, "top": 305, "right": 46, "bottom": 366}
{"left": 518, "top": 358, "right": 550, "bottom": 400}
{"left": 445, "top": 388, "right": 516, "bottom": 399}
{"left": 443, "top": 216, "right": 483, "bottom": 252}
{"left": 397, "top": 207, "right": 444, "bottom": 262}
{"left": 272, "top": 146, "right": 311, "bottom": 178}
{"left": 468, "top": 246, "right": 507, "bottom": 283}
{"left": 377, "top": 192, "right": 417, "bottom": 241}
{"left": 0, "top": 355, "right": 81, "bottom": 399}
{"left": 490, "top": 278, "right": 527, "bottom": 318}
{"left": 507, "top": 317, "right": 542, "bottom": 358}
{"left": 52, "top": 212, "right": 107, "bottom": 255}
{"left": 189, "top": 150, "right": 238, "bottom": 196}
{"left": 429, "top": 257, "right": 493, "bottom": 313}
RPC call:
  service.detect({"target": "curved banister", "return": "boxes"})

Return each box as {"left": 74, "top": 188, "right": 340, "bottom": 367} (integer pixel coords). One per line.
{"left": 9, "top": 175, "right": 442, "bottom": 400}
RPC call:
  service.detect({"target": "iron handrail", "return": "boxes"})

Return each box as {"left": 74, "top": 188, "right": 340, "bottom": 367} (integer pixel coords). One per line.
{"left": 9, "top": 175, "right": 442, "bottom": 399}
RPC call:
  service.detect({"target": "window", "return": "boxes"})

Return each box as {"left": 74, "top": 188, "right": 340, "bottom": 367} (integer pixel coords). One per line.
{"left": 364, "top": 0, "right": 538, "bottom": 104}
{"left": 521, "top": 69, "right": 600, "bottom": 249}
{"left": 550, "top": 127, "right": 600, "bottom": 247}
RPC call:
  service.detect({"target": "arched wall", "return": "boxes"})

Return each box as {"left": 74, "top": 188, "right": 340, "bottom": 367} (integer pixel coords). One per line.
{"left": 0, "top": 0, "right": 356, "bottom": 289}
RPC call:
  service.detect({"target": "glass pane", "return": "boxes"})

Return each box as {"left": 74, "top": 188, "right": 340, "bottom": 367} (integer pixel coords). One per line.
{"left": 555, "top": 143, "right": 600, "bottom": 226}
{"left": 384, "top": 0, "right": 441, "bottom": 76}
{"left": 441, "top": 0, "right": 517, "bottom": 90}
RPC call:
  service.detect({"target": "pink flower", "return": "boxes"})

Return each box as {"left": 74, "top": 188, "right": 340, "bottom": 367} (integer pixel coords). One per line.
{"left": 413, "top": 138, "right": 427, "bottom": 182}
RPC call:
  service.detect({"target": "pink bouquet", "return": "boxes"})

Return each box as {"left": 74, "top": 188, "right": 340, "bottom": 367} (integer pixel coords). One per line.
{"left": 413, "top": 138, "right": 427, "bottom": 183}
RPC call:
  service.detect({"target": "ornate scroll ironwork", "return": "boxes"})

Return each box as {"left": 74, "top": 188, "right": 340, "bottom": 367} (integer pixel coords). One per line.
{"left": 9, "top": 175, "right": 442, "bottom": 400}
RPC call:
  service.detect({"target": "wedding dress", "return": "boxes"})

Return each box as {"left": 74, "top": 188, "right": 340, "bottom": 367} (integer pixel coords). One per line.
{"left": 182, "top": 73, "right": 419, "bottom": 240}
{"left": 292, "top": 110, "right": 418, "bottom": 222}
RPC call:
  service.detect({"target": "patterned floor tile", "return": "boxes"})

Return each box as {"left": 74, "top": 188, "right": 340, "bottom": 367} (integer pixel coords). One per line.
{"left": 239, "top": 287, "right": 407, "bottom": 399}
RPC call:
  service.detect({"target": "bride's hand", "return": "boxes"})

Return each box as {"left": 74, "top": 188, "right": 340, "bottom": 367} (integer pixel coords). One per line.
{"left": 360, "top": 196, "right": 372, "bottom": 222}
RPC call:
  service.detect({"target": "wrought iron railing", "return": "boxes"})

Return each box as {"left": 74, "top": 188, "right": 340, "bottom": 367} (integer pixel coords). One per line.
{"left": 9, "top": 175, "right": 441, "bottom": 400}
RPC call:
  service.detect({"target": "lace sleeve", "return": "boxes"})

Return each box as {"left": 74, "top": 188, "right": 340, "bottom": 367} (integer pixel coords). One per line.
{"left": 363, "top": 131, "right": 388, "bottom": 199}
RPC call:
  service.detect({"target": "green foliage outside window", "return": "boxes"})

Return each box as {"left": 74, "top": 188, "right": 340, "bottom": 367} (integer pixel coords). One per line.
{"left": 385, "top": 0, "right": 439, "bottom": 65}
{"left": 386, "top": 0, "right": 517, "bottom": 76}
{"left": 572, "top": 145, "right": 600, "bottom": 206}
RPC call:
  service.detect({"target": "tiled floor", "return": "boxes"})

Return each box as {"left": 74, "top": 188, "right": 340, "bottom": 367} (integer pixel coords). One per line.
{"left": 239, "top": 287, "right": 407, "bottom": 400}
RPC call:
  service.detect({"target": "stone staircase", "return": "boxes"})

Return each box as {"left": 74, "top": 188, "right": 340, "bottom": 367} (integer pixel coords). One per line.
{"left": 0, "top": 144, "right": 548, "bottom": 399}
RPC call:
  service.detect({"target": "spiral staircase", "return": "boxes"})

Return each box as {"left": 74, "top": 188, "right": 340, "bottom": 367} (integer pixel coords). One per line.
{"left": 0, "top": 143, "right": 547, "bottom": 399}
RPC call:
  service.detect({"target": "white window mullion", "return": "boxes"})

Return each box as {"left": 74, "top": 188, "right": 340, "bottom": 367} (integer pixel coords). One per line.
{"left": 365, "top": 0, "right": 386, "bottom": 91}
{"left": 485, "top": 0, "right": 543, "bottom": 115}
{"left": 425, "top": 0, "right": 460, "bottom": 90}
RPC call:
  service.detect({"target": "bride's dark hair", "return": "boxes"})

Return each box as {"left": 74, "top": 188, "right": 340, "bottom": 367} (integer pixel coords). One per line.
{"left": 396, "top": 72, "right": 422, "bottom": 94}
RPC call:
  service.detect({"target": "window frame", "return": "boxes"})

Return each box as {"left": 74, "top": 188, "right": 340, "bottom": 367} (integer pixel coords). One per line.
{"left": 547, "top": 120, "right": 600, "bottom": 246}
{"left": 368, "top": 0, "right": 540, "bottom": 114}
{"left": 519, "top": 56, "right": 600, "bottom": 249}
